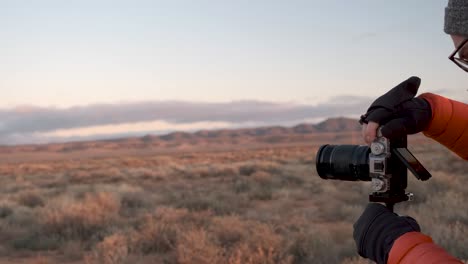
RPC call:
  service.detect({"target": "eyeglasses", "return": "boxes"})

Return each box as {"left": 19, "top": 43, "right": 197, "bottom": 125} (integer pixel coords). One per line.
{"left": 449, "top": 38, "right": 468, "bottom": 72}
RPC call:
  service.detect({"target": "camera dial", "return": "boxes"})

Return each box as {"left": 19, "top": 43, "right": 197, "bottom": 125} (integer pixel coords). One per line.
{"left": 371, "top": 142, "right": 385, "bottom": 155}
{"left": 371, "top": 178, "right": 386, "bottom": 192}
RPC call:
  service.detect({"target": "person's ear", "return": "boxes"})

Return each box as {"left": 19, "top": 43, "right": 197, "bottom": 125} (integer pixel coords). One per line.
{"left": 450, "top": 34, "right": 465, "bottom": 48}
{"left": 451, "top": 35, "right": 468, "bottom": 59}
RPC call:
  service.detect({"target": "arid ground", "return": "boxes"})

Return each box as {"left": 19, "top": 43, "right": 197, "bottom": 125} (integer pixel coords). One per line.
{"left": 0, "top": 119, "right": 466, "bottom": 263}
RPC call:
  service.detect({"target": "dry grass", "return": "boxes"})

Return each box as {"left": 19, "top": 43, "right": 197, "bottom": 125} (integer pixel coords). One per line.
{"left": 41, "top": 192, "right": 120, "bottom": 241}
{"left": 85, "top": 233, "right": 129, "bottom": 264}
{"left": 0, "top": 136, "right": 465, "bottom": 263}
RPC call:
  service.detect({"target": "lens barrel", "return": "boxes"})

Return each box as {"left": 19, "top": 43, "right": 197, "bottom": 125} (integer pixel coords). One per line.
{"left": 316, "top": 145, "right": 371, "bottom": 181}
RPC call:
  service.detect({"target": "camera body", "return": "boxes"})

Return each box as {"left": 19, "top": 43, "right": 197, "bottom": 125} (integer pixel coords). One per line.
{"left": 369, "top": 133, "right": 392, "bottom": 193}
{"left": 367, "top": 130, "right": 410, "bottom": 208}
{"left": 316, "top": 128, "right": 431, "bottom": 210}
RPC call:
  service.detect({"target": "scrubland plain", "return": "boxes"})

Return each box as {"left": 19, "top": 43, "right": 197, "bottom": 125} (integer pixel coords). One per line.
{"left": 0, "top": 119, "right": 466, "bottom": 263}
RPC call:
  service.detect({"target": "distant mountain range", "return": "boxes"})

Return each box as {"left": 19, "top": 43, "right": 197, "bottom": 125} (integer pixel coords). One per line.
{"left": 158, "top": 117, "right": 361, "bottom": 140}
{"left": 0, "top": 117, "right": 361, "bottom": 154}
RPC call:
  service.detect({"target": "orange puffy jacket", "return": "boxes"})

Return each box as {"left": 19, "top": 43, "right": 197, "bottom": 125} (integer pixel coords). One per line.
{"left": 387, "top": 93, "right": 467, "bottom": 264}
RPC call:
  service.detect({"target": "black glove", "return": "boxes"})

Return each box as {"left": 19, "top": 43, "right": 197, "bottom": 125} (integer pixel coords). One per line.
{"left": 359, "top": 76, "right": 432, "bottom": 139}
{"left": 353, "top": 203, "right": 421, "bottom": 264}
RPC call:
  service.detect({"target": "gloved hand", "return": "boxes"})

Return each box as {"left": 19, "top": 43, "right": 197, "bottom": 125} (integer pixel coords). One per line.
{"left": 353, "top": 203, "right": 421, "bottom": 264}
{"left": 359, "top": 76, "right": 432, "bottom": 144}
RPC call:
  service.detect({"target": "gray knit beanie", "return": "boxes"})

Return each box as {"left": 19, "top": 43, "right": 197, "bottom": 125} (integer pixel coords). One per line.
{"left": 445, "top": 0, "right": 468, "bottom": 37}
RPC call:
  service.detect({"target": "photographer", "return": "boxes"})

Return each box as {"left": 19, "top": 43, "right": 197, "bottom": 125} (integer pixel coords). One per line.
{"left": 354, "top": 1, "right": 467, "bottom": 264}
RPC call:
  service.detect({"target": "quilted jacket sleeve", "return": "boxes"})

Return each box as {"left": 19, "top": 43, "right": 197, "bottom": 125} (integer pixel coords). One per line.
{"left": 388, "top": 232, "right": 463, "bottom": 264}
{"left": 418, "top": 93, "right": 468, "bottom": 160}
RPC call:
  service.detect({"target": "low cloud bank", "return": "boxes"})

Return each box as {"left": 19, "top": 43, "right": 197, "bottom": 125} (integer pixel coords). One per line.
{"left": 0, "top": 96, "right": 372, "bottom": 145}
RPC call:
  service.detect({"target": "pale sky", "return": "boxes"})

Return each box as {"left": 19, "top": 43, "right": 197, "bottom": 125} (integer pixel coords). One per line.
{"left": 0, "top": 0, "right": 467, "bottom": 144}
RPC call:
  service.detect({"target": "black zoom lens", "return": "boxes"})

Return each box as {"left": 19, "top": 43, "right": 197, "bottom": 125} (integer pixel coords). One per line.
{"left": 316, "top": 145, "right": 371, "bottom": 181}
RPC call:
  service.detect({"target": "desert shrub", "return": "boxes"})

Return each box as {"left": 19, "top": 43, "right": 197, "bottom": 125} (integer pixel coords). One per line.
{"left": 238, "top": 164, "right": 255, "bottom": 176}
{"left": 159, "top": 206, "right": 214, "bottom": 228}
{"left": 124, "top": 167, "right": 164, "bottom": 181}
{"left": 0, "top": 208, "right": 37, "bottom": 249}
{"left": 251, "top": 171, "right": 272, "bottom": 184}
{"left": 41, "top": 192, "right": 120, "bottom": 241}
{"left": 314, "top": 195, "right": 359, "bottom": 222}
{"left": 332, "top": 181, "right": 369, "bottom": 206}
{"left": 210, "top": 216, "right": 248, "bottom": 248}
{"left": 240, "top": 219, "right": 281, "bottom": 250}
{"left": 11, "top": 232, "right": 62, "bottom": 251}
{"left": 130, "top": 207, "right": 211, "bottom": 255}
{"left": 233, "top": 178, "right": 250, "bottom": 193}
{"left": 288, "top": 229, "right": 356, "bottom": 264}
{"left": 226, "top": 220, "right": 291, "bottom": 264}
{"left": 16, "top": 190, "right": 45, "bottom": 208}
{"left": 131, "top": 214, "right": 179, "bottom": 254}
{"left": 299, "top": 155, "right": 315, "bottom": 165}
{"left": 427, "top": 221, "right": 468, "bottom": 259}
{"left": 60, "top": 241, "right": 86, "bottom": 261}
{"left": 31, "top": 254, "right": 53, "bottom": 264}
{"left": 2, "top": 176, "right": 35, "bottom": 194}
{"left": 248, "top": 184, "right": 274, "bottom": 201}
{"left": 152, "top": 206, "right": 192, "bottom": 223}
{"left": 6, "top": 207, "right": 62, "bottom": 251}
{"left": 176, "top": 228, "right": 222, "bottom": 264}
{"left": 85, "top": 233, "right": 129, "bottom": 264}
{"left": 91, "top": 168, "right": 125, "bottom": 183}
{"left": 4, "top": 205, "right": 37, "bottom": 227}
{"left": 169, "top": 191, "right": 246, "bottom": 215}
{"left": 305, "top": 181, "right": 323, "bottom": 194}
{"left": 239, "top": 161, "right": 281, "bottom": 176}
{"left": 175, "top": 195, "right": 224, "bottom": 213}
{"left": 421, "top": 150, "right": 467, "bottom": 175}
{"left": 0, "top": 204, "right": 13, "bottom": 218}
{"left": 69, "top": 168, "right": 124, "bottom": 184}
{"left": 278, "top": 173, "right": 305, "bottom": 186}
{"left": 193, "top": 215, "right": 293, "bottom": 264}
{"left": 189, "top": 165, "right": 238, "bottom": 179}
{"left": 404, "top": 190, "right": 468, "bottom": 226}
{"left": 272, "top": 216, "right": 357, "bottom": 264}
{"left": 121, "top": 157, "right": 146, "bottom": 167}
{"left": 120, "top": 192, "right": 147, "bottom": 209}
{"left": 69, "top": 170, "right": 94, "bottom": 184}
{"left": 289, "top": 232, "right": 336, "bottom": 264}
{"left": 406, "top": 171, "right": 460, "bottom": 204}
{"left": 242, "top": 171, "right": 287, "bottom": 201}
{"left": 227, "top": 242, "right": 293, "bottom": 264}
{"left": 217, "top": 165, "right": 239, "bottom": 177}
{"left": 128, "top": 208, "right": 295, "bottom": 263}
{"left": 34, "top": 173, "right": 67, "bottom": 189}
{"left": 428, "top": 191, "right": 468, "bottom": 223}
{"left": 341, "top": 257, "right": 371, "bottom": 264}
{"left": 119, "top": 191, "right": 152, "bottom": 217}
{"left": 337, "top": 204, "right": 364, "bottom": 223}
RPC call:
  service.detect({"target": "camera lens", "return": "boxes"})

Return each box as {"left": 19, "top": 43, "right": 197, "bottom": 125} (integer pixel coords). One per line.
{"left": 316, "top": 145, "right": 371, "bottom": 181}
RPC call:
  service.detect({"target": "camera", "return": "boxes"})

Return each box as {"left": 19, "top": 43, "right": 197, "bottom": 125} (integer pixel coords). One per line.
{"left": 315, "top": 128, "right": 432, "bottom": 210}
